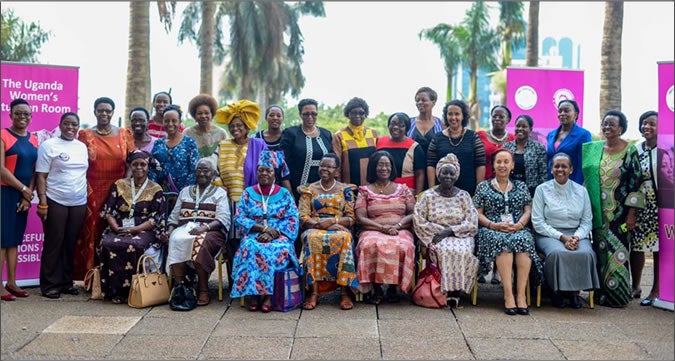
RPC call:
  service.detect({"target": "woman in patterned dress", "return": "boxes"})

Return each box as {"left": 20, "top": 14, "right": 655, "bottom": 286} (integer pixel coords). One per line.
{"left": 99, "top": 150, "right": 166, "bottom": 304}
{"left": 414, "top": 153, "right": 479, "bottom": 305}
{"left": 582, "top": 110, "right": 644, "bottom": 307}
{"left": 332, "top": 97, "right": 378, "bottom": 187}
{"left": 474, "top": 148, "right": 543, "bottom": 316}
{"left": 631, "top": 111, "right": 660, "bottom": 306}
{"left": 355, "top": 151, "right": 416, "bottom": 304}
{"left": 230, "top": 151, "right": 300, "bottom": 312}
{"left": 298, "top": 153, "right": 358, "bottom": 310}
{"left": 502, "top": 114, "right": 548, "bottom": 197}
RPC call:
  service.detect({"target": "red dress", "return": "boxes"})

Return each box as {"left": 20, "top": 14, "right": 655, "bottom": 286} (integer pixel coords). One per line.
{"left": 477, "top": 130, "right": 516, "bottom": 179}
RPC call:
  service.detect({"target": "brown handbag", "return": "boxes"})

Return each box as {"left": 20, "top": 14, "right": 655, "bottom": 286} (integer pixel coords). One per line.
{"left": 83, "top": 266, "right": 103, "bottom": 300}
{"left": 128, "top": 255, "right": 170, "bottom": 308}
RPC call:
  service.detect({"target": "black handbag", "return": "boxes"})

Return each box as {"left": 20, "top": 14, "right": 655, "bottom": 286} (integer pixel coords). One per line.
{"left": 169, "top": 282, "right": 197, "bottom": 311}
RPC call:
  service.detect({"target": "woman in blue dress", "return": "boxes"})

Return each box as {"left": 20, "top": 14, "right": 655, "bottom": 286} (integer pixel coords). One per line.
{"left": 546, "top": 100, "right": 592, "bottom": 185}
{"left": 1, "top": 98, "right": 39, "bottom": 301}
{"left": 230, "top": 150, "right": 300, "bottom": 312}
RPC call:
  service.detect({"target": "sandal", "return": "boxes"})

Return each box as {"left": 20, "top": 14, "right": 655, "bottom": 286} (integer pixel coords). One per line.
{"left": 197, "top": 291, "right": 210, "bottom": 306}
{"left": 42, "top": 290, "right": 61, "bottom": 299}
{"left": 303, "top": 292, "right": 319, "bottom": 310}
{"left": 111, "top": 296, "right": 124, "bottom": 304}
{"left": 247, "top": 296, "right": 260, "bottom": 312}
{"left": 339, "top": 293, "right": 354, "bottom": 310}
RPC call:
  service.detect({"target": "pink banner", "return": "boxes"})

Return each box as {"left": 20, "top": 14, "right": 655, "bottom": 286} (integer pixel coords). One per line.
{"left": 505, "top": 67, "right": 584, "bottom": 147}
{"left": 1, "top": 62, "right": 79, "bottom": 287}
{"left": 656, "top": 61, "right": 674, "bottom": 310}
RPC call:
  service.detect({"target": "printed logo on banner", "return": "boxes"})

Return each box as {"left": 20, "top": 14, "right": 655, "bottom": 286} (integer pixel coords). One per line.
{"left": 553, "top": 88, "right": 575, "bottom": 108}
{"left": 667, "top": 85, "right": 674, "bottom": 112}
{"left": 515, "top": 85, "right": 537, "bottom": 110}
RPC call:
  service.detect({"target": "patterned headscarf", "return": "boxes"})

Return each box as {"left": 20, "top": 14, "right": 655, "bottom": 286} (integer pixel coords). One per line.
{"left": 257, "top": 150, "right": 290, "bottom": 178}
{"left": 436, "top": 153, "right": 460, "bottom": 180}
{"left": 126, "top": 149, "right": 152, "bottom": 164}
{"left": 214, "top": 99, "right": 260, "bottom": 131}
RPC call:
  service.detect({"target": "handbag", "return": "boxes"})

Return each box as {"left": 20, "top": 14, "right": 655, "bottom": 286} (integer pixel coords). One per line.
{"left": 128, "top": 255, "right": 170, "bottom": 308}
{"left": 271, "top": 266, "right": 304, "bottom": 312}
{"left": 412, "top": 248, "right": 446, "bottom": 308}
{"left": 83, "top": 266, "right": 103, "bottom": 300}
{"left": 169, "top": 282, "right": 198, "bottom": 311}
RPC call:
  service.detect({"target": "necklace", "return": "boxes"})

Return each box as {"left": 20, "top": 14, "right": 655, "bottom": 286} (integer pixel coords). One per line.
{"left": 256, "top": 183, "right": 274, "bottom": 225}
{"left": 449, "top": 128, "right": 466, "bottom": 147}
{"left": 319, "top": 179, "right": 336, "bottom": 192}
{"left": 488, "top": 129, "right": 508, "bottom": 143}
{"left": 302, "top": 126, "right": 318, "bottom": 137}
{"left": 492, "top": 178, "right": 511, "bottom": 193}
{"left": 95, "top": 126, "right": 112, "bottom": 136}
{"left": 375, "top": 181, "right": 390, "bottom": 194}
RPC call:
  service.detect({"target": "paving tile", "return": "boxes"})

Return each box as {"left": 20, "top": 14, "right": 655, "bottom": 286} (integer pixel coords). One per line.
{"left": 143, "top": 303, "right": 227, "bottom": 319}
{"left": 42, "top": 316, "right": 140, "bottom": 334}
{"left": 212, "top": 319, "right": 298, "bottom": 337}
{"left": 15, "top": 334, "right": 121, "bottom": 358}
{"left": 458, "top": 317, "right": 549, "bottom": 339}
{"left": 468, "top": 337, "right": 564, "bottom": 360}
{"left": 378, "top": 318, "right": 463, "bottom": 339}
{"left": 376, "top": 302, "right": 454, "bottom": 320}
{"left": 295, "top": 318, "right": 378, "bottom": 338}
{"left": 201, "top": 336, "right": 293, "bottom": 360}
{"left": 544, "top": 321, "right": 631, "bottom": 341}
{"left": 290, "top": 337, "right": 381, "bottom": 360}
{"left": 223, "top": 302, "right": 301, "bottom": 320}
{"left": 296, "top": 301, "right": 377, "bottom": 320}
{"left": 637, "top": 341, "right": 675, "bottom": 360}
{"left": 553, "top": 340, "right": 652, "bottom": 360}
{"left": 110, "top": 335, "right": 206, "bottom": 359}
{"left": 381, "top": 337, "right": 473, "bottom": 360}
{"left": 126, "top": 316, "right": 218, "bottom": 336}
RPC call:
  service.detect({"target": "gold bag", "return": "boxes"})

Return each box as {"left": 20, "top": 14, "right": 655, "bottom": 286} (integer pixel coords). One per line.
{"left": 128, "top": 255, "right": 170, "bottom": 308}
{"left": 84, "top": 266, "right": 103, "bottom": 300}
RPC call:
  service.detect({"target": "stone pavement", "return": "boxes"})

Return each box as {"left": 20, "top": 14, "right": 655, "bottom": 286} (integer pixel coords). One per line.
{"left": 1, "top": 257, "right": 672, "bottom": 360}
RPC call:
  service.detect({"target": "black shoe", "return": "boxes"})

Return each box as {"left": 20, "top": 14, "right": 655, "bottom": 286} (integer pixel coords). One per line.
{"left": 504, "top": 307, "right": 517, "bottom": 316}
{"left": 491, "top": 277, "right": 501, "bottom": 285}
{"left": 640, "top": 298, "right": 654, "bottom": 306}
{"left": 478, "top": 275, "right": 486, "bottom": 284}
{"left": 61, "top": 286, "right": 79, "bottom": 295}
{"left": 516, "top": 307, "right": 529, "bottom": 315}
{"left": 552, "top": 294, "right": 567, "bottom": 308}
{"left": 568, "top": 295, "right": 583, "bottom": 309}
{"left": 42, "top": 290, "right": 61, "bottom": 299}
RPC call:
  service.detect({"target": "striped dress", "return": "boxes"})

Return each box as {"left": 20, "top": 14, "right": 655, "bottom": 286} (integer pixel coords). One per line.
{"left": 332, "top": 125, "right": 378, "bottom": 186}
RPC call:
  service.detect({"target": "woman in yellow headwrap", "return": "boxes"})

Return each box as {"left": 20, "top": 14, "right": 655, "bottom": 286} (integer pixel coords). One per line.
{"left": 332, "top": 97, "right": 378, "bottom": 186}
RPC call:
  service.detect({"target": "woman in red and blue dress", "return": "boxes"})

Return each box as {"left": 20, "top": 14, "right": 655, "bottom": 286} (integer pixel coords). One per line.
{"left": 376, "top": 112, "right": 425, "bottom": 195}
{"left": 1, "top": 98, "right": 38, "bottom": 301}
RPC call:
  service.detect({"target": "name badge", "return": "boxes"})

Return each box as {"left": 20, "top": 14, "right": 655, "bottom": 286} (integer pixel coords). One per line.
{"left": 122, "top": 218, "right": 135, "bottom": 228}
{"left": 500, "top": 213, "right": 514, "bottom": 224}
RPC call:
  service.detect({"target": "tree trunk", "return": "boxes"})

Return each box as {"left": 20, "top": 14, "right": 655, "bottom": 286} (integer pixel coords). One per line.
{"left": 199, "top": 1, "right": 215, "bottom": 95}
{"left": 125, "top": 2, "right": 151, "bottom": 128}
{"left": 525, "top": 1, "right": 539, "bottom": 67}
{"left": 599, "top": 1, "right": 623, "bottom": 118}
{"left": 445, "top": 72, "right": 453, "bottom": 102}
{"left": 468, "top": 65, "right": 479, "bottom": 130}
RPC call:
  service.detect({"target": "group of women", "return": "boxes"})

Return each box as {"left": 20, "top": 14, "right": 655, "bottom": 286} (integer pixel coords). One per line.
{"left": 0, "top": 88, "right": 665, "bottom": 314}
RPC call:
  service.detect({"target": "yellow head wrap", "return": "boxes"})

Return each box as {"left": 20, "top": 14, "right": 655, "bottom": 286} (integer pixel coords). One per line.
{"left": 214, "top": 99, "right": 261, "bottom": 131}
{"left": 436, "top": 153, "right": 460, "bottom": 180}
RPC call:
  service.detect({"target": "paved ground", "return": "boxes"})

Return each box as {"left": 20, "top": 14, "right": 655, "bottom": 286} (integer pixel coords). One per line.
{"left": 1, "top": 255, "right": 672, "bottom": 360}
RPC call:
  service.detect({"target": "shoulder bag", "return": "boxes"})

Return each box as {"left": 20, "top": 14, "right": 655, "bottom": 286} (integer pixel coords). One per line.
{"left": 412, "top": 248, "right": 446, "bottom": 308}
{"left": 128, "top": 255, "right": 170, "bottom": 308}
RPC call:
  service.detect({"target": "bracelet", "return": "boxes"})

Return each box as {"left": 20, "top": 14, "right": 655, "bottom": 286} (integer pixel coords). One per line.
{"left": 335, "top": 216, "right": 339, "bottom": 225}
{"left": 396, "top": 222, "right": 402, "bottom": 229}
{"left": 21, "top": 185, "right": 27, "bottom": 193}
{"left": 262, "top": 225, "right": 269, "bottom": 233}
{"left": 38, "top": 204, "right": 49, "bottom": 209}
{"left": 487, "top": 221, "right": 492, "bottom": 229}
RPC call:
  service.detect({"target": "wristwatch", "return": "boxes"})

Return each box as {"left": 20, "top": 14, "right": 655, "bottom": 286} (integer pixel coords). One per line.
{"left": 396, "top": 222, "right": 403, "bottom": 229}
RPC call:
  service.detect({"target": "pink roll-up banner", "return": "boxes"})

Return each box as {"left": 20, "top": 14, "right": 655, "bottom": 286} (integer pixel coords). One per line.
{"left": 505, "top": 67, "right": 585, "bottom": 146}
{"left": 1, "top": 61, "right": 79, "bottom": 287}
{"left": 654, "top": 61, "right": 674, "bottom": 311}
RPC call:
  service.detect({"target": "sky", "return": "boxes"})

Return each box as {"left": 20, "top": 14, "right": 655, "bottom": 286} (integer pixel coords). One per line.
{"left": 3, "top": 1, "right": 674, "bottom": 140}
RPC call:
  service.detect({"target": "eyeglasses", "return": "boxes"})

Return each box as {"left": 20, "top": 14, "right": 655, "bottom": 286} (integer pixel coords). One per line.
{"left": 96, "top": 109, "right": 113, "bottom": 114}
{"left": 195, "top": 168, "right": 212, "bottom": 174}
{"left": 349, "top": 111, "right": 366, "bottom": 117}
{"left": 12, "top": 112, "right": 31, "bottom": 118}
{"left": 301, "top": 112, "right": 318, "bottom": 117}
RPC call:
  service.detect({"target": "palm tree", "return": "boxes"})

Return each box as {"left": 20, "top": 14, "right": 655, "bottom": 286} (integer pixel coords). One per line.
{"left": 1, "top": 8, "right": 51, "bottom": 62}
{"left": 453, "top": 1, "right": 500, "bottom": 129}
{"left": 497, "top": 1, "right": 526, "bottom": 70}
{"left": 599, "top": 1, "right": 623, "bottom": 118}
{"left": 419, "top": 24, "right": 461, "bottom": 102}
{"left": 178, "top": 1, "right": 221, "bottom": 95}
{"left": 525, "top": 1, "right": 539, "bottom": 67}
{"left": 124, "top": 1, "right": 175, "bottom": 126}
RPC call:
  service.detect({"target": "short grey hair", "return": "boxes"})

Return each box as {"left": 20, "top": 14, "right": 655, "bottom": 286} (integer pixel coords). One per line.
{"left": 196, "top": 157, "right": 217, "bottom": 171}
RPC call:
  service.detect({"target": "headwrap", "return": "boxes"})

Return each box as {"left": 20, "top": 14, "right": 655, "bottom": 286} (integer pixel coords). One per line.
{"left": 214, "top": 99, "right": 260, "bottom": 131}
{"left": 436, "top": 153, "right": 460, "bottom": 180}
{"left": 257, "top": 150, "right": 290, "bottom": 178}
{"left": 126, "top": 149, "right": 152, "bottom": 164}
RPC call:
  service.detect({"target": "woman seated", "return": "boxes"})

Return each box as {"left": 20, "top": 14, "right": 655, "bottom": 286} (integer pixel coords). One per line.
{"left": 99, "top": 150, "right": 166, "bottom": 304}
{"left": 355, "top": 150, "right": 416, "bottom": 304}
{"left": 298, "top": 153, "right": 358, "bottom": 311}
{"left": 532, "top": 152, "right": 599, "bottom": 309}
{"left": 165, "top": 158, "right": 230, "bottom": 307}
{"left": 230, "top": 151, "right": 300, "bottom": 312}
{"left": 474, "top": 148, "right": 543, "bottom": 316}
{"left": 414, "top": 154, "right": 479, "bottom": 305}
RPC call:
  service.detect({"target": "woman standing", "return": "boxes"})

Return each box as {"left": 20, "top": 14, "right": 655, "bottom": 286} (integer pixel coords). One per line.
{"left": 427, "top": 99, "right": 486, "bottom": 196}
{"left": 99, "top": 150, "right": 166, "bottom": 304}
{"left": 36, "top": 113, "right": 89, "bottom": 299}
{"left": 150, "top": 104, "right": 200, "bottom": 194}
{"left": 408, "top": 87, "right": 443, "bottom": 165}
{"left": 279, "top": 98, "right": 332, "bottom": 200}
{"left": 414, "top": 154, "right": 479, "bottom": 304}
{"left": 147, "top": 91, "right": 185, "bottom": 138}
{"left": 546, "top": 100, "right": 592, "bottom": 185}
{"left": 298, "top": 153, "right": 358, "bottom": 310}
{"left": 582, "top": 110, "right": 643, "bottom": 308}
{"left": 333, "top": 97, "right": 378, "bottom": 186}
{"left": 503, "top": 115, "right": 548, "bottom": 197}
{"left": 129, "top": 107, "right": 156, "bottom": 153}
{"left": 254, "top": 105, "right": 284, "bottom": 151}
{"left": 1, "top": 98, "right": 38, "bottom": 301}
{"left": 183, "top": 94, "right": 227, "bottom": 158}
{"left": 631, "top": 111, "right": 660, "bottom": 306}
{"left": 76, "top": 97, "right": 134, "bottom": 281}
{"left": 355, "top": 151, "right": 416, "bottom": 304}
{"left": 376, "top": 112, "right": 425, "bottom": 195}
{"left": 477, "top": 105, "right": 516, "bottom": 180}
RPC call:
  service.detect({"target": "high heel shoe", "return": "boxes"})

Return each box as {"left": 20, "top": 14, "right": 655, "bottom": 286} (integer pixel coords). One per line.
{"left": 504, "top": 307, "right": 517, "bottom": 316}
{"left": 516, "top": 307, "right": 529, "bottom": 315}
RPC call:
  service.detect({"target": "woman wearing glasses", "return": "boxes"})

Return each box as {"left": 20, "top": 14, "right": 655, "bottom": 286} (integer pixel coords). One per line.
{"left": 333, "top": 97, "right": 379, "bottom": 187}
{"left": 279, "top": 98, "right": 333, "bottom": 200}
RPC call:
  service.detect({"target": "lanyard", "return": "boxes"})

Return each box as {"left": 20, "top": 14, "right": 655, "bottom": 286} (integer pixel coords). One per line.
{"left": 493, "top": 179, "right": 511, "bottom": 214}
{"left": 193, "top": 185, "right": 212, "bottom": 221}
{"left": 257, "top": 184, "right": 274, "bottom": 226}
{"left": 129, "top": 177, "right": 149, "bottom": 218}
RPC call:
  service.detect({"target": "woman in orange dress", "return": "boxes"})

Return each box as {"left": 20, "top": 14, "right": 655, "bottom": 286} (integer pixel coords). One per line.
{"left": 75, "top": 97, "right": 133, "bottom": 280}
